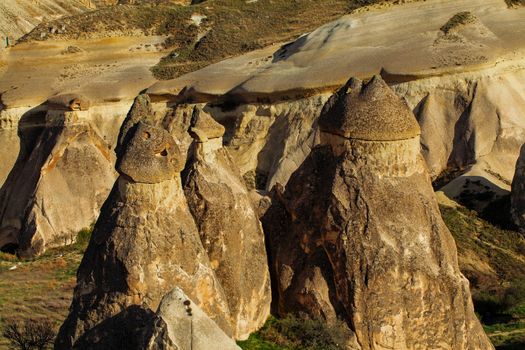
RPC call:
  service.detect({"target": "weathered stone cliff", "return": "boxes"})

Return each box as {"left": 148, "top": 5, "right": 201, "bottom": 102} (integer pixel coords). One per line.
{"left": 511, "top": 144, "right": 525, "bottom": 231}
{"left": 263, "top": 77, "right": 493, "bottom": 350}
{"left": 2, "top": 0, "right": 525, "bottom": 256}
{"left": 0, "top": 95, "right": 120, "bottom": 256}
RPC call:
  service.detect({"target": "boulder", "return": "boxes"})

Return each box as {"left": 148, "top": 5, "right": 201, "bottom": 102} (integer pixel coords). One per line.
{"left": 263, "top": 76, "right": 493, "bottom": 350}
{"left": 183, "top": 109, "right": 271, "bottom": 339}
{"left": 145, "top": 288, "right": 241, "bottom": 350}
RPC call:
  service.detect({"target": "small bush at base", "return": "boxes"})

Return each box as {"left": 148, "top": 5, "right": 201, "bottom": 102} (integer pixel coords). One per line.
{"left": 238, "top": 315, "right": 349, "bottom": 350}
{"left": 2, "top": 318, "right": 56, "bottom": 350}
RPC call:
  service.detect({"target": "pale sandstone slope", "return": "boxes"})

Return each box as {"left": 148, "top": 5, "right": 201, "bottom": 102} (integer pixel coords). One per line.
{"left": 148, "top": 0, "right": 525, "bottom": 98}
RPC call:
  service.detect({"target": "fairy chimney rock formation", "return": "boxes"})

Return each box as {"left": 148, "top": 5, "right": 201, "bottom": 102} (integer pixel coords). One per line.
{"left": 118, "top": 122, "right": 184, "bottom": 183}
{"left": 264, "top": 76, "right": 493, "bottom": 350}
{"left": 55, "top": 119, "right": 234, "bottom": 349}
{"left": 319, "top": 76, "right": 420, "bottom": 141}
{"left": 0, "top": 95, "right": 116, "bottom": 257}
{"left": 184, "top": 108, "right": 271, "bottom": 340}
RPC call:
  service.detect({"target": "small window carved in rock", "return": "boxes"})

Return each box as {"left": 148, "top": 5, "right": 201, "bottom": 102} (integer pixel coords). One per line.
{"left": 143, "top": 131, "right": 151, "bottom": 139}
{"left": 156, "top": 148, "right": 168, "bottom": 157}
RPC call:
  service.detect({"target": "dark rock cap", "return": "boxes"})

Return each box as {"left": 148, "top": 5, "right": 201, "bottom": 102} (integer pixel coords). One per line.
{"left": 319, "top": 76, "right": 420, "bottom": 141}
{"left": 118, "top": 122, "right": 185, "bottom": 183}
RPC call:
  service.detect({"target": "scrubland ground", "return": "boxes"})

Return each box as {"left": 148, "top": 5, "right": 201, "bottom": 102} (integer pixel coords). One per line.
{"left": 0, "top": 229, "right": 90, "bottom": 350}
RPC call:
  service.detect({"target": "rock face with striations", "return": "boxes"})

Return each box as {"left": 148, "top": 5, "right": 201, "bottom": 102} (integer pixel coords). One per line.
{"left": 55, "top": 116, "right": 233, "bottom": 349}
{"left": 183, "top": 109, "right": 271, "bottom": 340}
{"left": 263, "top": 76, "right": 493, "bottom": 350}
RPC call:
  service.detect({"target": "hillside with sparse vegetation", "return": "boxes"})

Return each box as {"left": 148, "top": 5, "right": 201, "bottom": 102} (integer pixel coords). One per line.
{"left": 18, "top": 0, "right": 424, "bottom": 80}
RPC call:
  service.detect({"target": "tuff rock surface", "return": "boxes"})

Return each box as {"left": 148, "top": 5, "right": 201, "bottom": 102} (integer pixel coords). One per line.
{"left": 0, "top": 97, "right": 118, "bottom": 256}
{"left": 145, "top": 288, "right": 241, "bottom": 350}
{"left": 56, "top": 102, "right": 273, "bottom": 348}
{"left": 184, "top": 109, "right": 271, "bottom": 340}
{"left": 263, "top": 77, "right": 493, "bottom": 350}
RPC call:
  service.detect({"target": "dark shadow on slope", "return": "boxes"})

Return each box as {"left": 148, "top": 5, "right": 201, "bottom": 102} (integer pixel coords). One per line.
{"left": 70, "top": 305, "right": 156, "bottom": 350}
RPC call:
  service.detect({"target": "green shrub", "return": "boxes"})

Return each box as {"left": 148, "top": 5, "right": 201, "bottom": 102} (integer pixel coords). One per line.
{"left": 503, "top": 280, "right": 525, "bottom": 312}
{"left": 75, "top": 223, "right": 95, "bottom": 250}
{"left": 239, "top": 315, "right": 349, "bottom": 350}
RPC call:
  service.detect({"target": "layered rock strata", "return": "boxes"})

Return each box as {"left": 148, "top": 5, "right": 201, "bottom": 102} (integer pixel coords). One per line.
{"left": 263, "top": 76, "right": 493, "bottom": 350}
{"left": 183, "top": 109, "right": 271, "bottom": 339}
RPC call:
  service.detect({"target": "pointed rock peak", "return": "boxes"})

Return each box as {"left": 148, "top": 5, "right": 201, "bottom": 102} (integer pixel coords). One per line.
{"left": 47, "top": 93, "right": 90, "bottom": 111}
{"left": 343, "top": 77, "right": 363, "bottom": 93}
{"left": 319, "top": 75, "right": 420, "bottom": 141}
{"left": 190, "top": 108, "right": 225, "bottom": 142}
{"left": 118, "top": 122, "right": 184, "bottom": 183}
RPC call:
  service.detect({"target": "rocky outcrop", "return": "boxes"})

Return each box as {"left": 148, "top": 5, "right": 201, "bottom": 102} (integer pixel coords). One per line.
{"left": 183, "top": 109, "right": 271, "bottom": 339}
{"left": 263, "top": 76, "right": 493, "bottom": 350}
{"left": 56, "top": 103, "right": 275, "bottom": 347}
{"left": 55, "top": 118, "right": 233, "bottom": 349}
{"left": 0, "top": 95, "right": 119, "bottom": 256}
{"left": 145, "top": 288, "right": 241, "bottom": 350}
{"left": 395, "top": 68, "right": 525, "bottom": 210}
